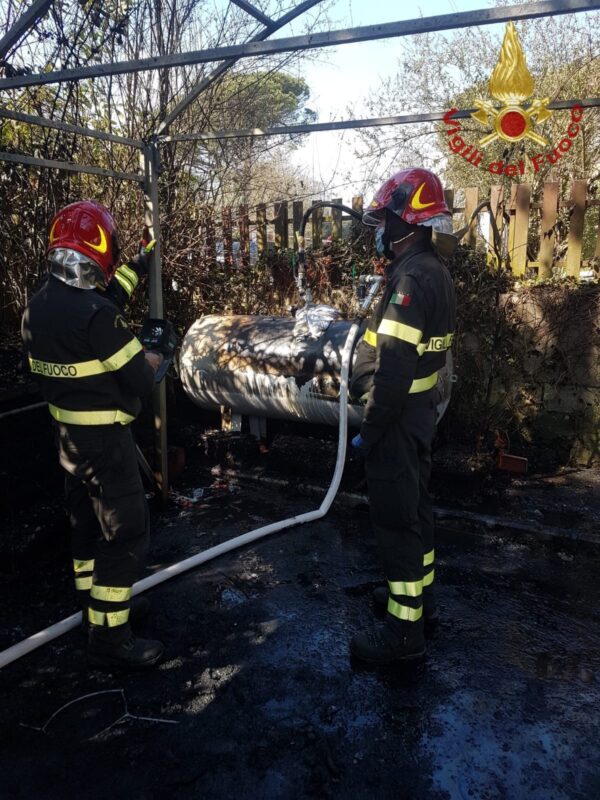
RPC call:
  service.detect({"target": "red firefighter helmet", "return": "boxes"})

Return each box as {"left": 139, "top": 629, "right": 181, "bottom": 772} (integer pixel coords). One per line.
{"left": 47, "top": 200, "right": 120, "bottom": 281}
{"left": 363, "top": 168, "right": 450, "bottom": 227}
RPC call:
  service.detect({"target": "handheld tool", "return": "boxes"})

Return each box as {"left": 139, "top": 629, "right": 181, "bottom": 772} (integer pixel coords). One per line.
{"left": 139, "top": 317, "right": 177, "bottom": 383}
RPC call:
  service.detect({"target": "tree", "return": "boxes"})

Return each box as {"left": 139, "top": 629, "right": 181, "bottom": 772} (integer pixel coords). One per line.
{"left": 0, "top": 1, "right": 330, "bottom": 325}
{"left": 352, "top": 6, "right": 600, "bottom": 200}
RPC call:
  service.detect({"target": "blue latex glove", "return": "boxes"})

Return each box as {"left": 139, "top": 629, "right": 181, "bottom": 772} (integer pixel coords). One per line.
{"left": 351, "top": 433, "right": 364, "bottom": 449}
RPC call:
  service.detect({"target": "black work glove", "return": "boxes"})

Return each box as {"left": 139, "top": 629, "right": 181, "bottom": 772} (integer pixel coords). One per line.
{"left": 127, "top": 237, "right": 156, "bottom": 279}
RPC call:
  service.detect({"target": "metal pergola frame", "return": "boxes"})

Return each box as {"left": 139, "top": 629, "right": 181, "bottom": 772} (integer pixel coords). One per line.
{"left": 1, "top": 0, "right": 599, "bottom": 501}
{"left": 163, "top": 98, "right": 600, "bottom": 142}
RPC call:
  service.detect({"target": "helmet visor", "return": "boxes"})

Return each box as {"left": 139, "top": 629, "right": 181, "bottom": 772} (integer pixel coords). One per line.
{"left": 48, "top": 248, "right": 106, "bottom": 289}
{"left": 418, "top": 214, "right": 453, "bottom": 234}
{"left": 362, "top": 208, "right": 385, "bottom": 226}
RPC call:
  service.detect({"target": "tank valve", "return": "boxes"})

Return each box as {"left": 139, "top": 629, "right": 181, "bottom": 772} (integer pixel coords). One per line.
{"left": 356, "top": 274, "right": 380, "bottom": 301}
{"left": 356, "top": 275, "right": 383, "bottom": 318}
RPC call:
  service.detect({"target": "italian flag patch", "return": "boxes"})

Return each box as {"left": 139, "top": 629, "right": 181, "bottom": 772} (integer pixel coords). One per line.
{"left": 391, "top": 292, "right": 411, "bottom": 307}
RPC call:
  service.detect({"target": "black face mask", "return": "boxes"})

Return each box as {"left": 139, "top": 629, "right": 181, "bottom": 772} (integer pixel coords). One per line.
{"left": 378, "top": 212, "right": 418, "bottom": 259}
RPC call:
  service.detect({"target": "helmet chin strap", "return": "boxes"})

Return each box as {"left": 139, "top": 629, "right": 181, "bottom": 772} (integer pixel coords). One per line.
{"left": 391, "top": 231, "right": 416, "bottom": 245}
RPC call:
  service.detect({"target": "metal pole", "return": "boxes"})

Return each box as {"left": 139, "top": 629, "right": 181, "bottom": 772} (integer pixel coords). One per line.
{"left": 0, "top": 107, "right": 143, "bottom": 148}
{"left": 2, "top": 0, "right": 599, "bottom": 89}
{"left": 0, "top": 150, "right": 143, "bottom": 181}
{"left": 0, "top": 0, "right": 53, "bottom": 61}
{"left": 164, "top": 98, "right": 600, "bottom": 142}
{"left": 157, "top": 0, "right": 323, "bottom": 134}
{"left": 230, "top": 0, "right": 273, "bottom": 27}
{"left": 142, "top": 140, "right": 169, "bottom": 505}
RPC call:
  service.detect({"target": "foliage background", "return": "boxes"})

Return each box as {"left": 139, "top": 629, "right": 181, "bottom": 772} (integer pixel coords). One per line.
{"left": 0, "top": 1, "right": 598, "bottom": 466}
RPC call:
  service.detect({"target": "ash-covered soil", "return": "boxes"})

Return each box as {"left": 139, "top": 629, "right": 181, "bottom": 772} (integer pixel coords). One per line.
{"left": 1, "top": 452, "right": 599, "bottom": 799}
{"left": 1, "top": 375, "right": 599, "bottom": 799}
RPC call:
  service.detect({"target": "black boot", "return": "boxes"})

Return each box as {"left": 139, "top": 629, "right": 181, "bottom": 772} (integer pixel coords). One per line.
{"left": 350, "top": 621, "right": 425, "bottom": 664}
{"left": 372, "top": 586, "right": 389, "bottom": 609}
{"left": 88, "top": 623, "right": 164, "bottom": 669}
{"left": 372, "top": 586, "right": 439, "bottom": 634}
{"left": 80, "top": 596, "right": 151, "bottom": 635}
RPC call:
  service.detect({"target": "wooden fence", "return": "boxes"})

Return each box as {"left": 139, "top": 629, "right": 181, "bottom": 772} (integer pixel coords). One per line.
{"left": 210, "top": 182, "right": 599, "bottom": 279}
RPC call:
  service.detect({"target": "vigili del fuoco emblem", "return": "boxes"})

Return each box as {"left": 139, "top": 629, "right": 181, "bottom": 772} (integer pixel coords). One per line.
{"left": 443, "top": 21, "right": 584, "bottom": 175}
{"left": 470, "top": 21, "right": 552, "bottom": 147}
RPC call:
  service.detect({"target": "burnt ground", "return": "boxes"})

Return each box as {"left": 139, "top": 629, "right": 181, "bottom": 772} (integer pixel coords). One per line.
{"left": 0, "top": 376, "right": 599, "bottom": 799}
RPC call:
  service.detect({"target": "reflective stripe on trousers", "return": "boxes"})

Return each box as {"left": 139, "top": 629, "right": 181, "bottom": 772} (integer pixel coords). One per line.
{"left": 73, "top": 557, "right": 94, "bottom": 591}
{"left": 49, "top": 405, "right": 135, "bottom": 425}
{"left": 366, "top": 391, "right": 437, "bottom": 625}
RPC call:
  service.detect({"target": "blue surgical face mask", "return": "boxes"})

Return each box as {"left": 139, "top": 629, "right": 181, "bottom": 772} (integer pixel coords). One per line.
{"left": 375, "top": 227, "right": 386, "bottom": 255}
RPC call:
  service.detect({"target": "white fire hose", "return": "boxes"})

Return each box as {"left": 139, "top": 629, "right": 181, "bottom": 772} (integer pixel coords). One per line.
{"left": 0, "top": 280, "right": 382, "bottom": 670}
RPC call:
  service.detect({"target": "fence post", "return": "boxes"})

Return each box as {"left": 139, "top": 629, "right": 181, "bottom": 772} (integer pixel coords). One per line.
{"left": 566, "top": 180, "right": 586, "bottom": 279}
{"left": 274, "top": 201, "right": 289, "bottom": 249}
{"left": 311, "top": 200, "right": 323, "bottom": 249}
{"left": 348, "top": 195, "right": 362, "bottom": 241}
{"left": 444, "top": 189, "right": 455, "bottom": 234}
{"left": 332, "top": 197, "right": 342, "bottom": 240}
{"left": 238, "top": 205, "right": 249, "bottom": 267}
{"left": 488, "top": 185, "right": 503, "bottom": 267}
{"left": 222, "top": 206, "right": 233, "bottom": 268}
{"left": 443, "top": 189, "right": 454, "bottom": 215}
{"left": 464, "top": 186, "right": 479, "bottom": 248}
{"left": 508, "top": 183, "right": 530, "bottom": 276}
{"left": 205, "top": 213, "right": 216, "bottom": 263}
{"left": 293, "top": 200, "right": 304, "bottom": 249}
{"left": 537, "top": 182, "right": 559, "bottom": 279}
{"left": 256, "top": 203, "right": 267, "bottom": 255}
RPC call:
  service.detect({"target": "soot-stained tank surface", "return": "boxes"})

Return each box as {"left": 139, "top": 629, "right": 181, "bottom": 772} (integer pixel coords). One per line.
{"left": 179, "top": 313, "right": 453, "bottom": 427}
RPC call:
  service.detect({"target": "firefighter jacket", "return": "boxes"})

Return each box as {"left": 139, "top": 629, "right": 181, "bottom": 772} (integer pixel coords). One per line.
{"left": 22, "top": 275, "right": 155, "bottom": 426}
{"left": 350, "top": 239, "right": 456, "bottom": 447}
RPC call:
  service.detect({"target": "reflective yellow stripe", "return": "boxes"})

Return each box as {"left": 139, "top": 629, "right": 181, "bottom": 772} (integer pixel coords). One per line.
{"left": 364, "top": 328, "right": 377, "bottom": 347}
{"left": 101, "top": 338, "right": 142, "bottom": 371}
{"left": 106, "top": 609, "right": 130, "bottom": 627}
{"left": 88, "top": 608, "right": 106, "bottom": 625}
{"left": 408, "top": 372, "right": 438, "bottom": 394}
{"left": 423, "top": 333, "right": 454, "bottom": 353}
{"left": 423, "top": 569, "right": 435, "bottom": 587}
{"left": 417, "top": 333, "right": 454, "bottom": 356}
{"left": 117, "top": 264, "right": 139, "bottom": 289}
{"left": 423, "top": 549, "right": 435, "bottom": 566}
{"left": 387, "top": 598, "right": 423, "bottom": 622}
{"left": 87, "top": 608, "right": 130, "bottom": 627}
{"left": 388, "top": 579, "right": 423, "bottom": 597}
{"left": 30, "top": 355, "right": 105, "bottom": 379}
{"left": 75, "top": 576, "right": 93, "bottom": 590}
{"left": 115, "top": 270, "right": 135, "bottom": 297}
{"left": 29, "top": 338, "right": 141, "bottom": 379}
{"left": 378, "top": 319, "right": 423, "bottom": 346}
{"left": 73, "top": 559, "right": 94, "bottom": 573}
{"left": 90, "top": 585, "right": 132, "bottom": 602}
{"left": 48, "top": 405, "right": 135, "bottom": 425}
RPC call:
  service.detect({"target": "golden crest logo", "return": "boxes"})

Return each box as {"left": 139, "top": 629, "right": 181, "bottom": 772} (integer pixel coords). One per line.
{"left": 444, "top": 22, "right": 583, "bottom": 175}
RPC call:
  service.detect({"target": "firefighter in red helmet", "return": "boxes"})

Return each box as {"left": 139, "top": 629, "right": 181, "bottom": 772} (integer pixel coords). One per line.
{"left": 21, "top": 200, "right": 164, "bottom": 669}
{"left": 349, "top": 168, "right": 456, "bottom": 664}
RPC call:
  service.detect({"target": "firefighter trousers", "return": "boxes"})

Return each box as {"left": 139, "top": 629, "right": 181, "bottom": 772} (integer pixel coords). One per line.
{"left": 365, "top": 390, "right": 437, "bottom": 629}
{"left": 56, "top": 422, "right": 149, "bottom": 629}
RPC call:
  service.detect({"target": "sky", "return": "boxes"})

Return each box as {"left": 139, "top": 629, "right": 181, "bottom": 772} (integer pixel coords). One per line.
{"left": 279, "top": 0, "right": 498, "bottom": 203}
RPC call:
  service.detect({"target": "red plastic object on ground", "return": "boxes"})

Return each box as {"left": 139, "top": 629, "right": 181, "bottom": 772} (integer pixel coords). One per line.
{"left": 495, "top": 451, "right": 528, "bottom": 474}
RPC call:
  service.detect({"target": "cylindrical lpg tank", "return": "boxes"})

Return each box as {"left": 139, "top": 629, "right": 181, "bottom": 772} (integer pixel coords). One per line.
{"left": 179, "top": 314, "right": 453, "bottom": 428}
